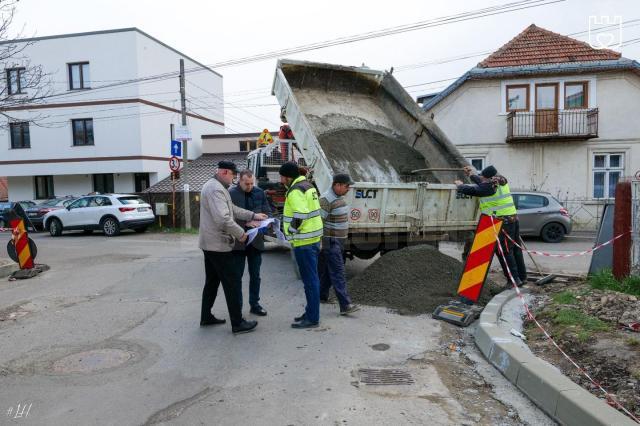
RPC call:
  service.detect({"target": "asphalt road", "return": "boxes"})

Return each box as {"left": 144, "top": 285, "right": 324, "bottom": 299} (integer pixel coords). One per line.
{"left": 0, "top": 232, "right": 555, "bottom": 425}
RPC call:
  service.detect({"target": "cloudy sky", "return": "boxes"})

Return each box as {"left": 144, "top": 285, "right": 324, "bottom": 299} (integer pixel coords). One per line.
{"left": 13, "top": 0, "right": 640, "bottom": 133}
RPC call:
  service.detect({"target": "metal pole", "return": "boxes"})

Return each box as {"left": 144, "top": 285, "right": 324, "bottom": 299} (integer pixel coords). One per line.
{"left": 179, "top": 59, "right": 191, "bottom": 229}
{"left": 170, "top": 124, "right": 176, "bottom": 229}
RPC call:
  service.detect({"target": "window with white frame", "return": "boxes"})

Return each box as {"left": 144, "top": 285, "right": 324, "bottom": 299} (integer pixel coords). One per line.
{"left": 593, "top": 153, "right": 624, "bottom": 199}
{"left": 466, "top": 157, "right": 485, "bottom": 173}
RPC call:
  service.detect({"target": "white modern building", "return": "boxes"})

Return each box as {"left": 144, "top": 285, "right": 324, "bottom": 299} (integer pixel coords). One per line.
{"left": 422, "top": 25, "right": 640, "bottom": 230}
{"left": 0, "top": 28, "right": 224, "bottom": 201}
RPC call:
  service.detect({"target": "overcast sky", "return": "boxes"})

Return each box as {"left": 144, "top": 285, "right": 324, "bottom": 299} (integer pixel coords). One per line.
{"left": 13, "top": 0, "right": 640, "bottom": 133}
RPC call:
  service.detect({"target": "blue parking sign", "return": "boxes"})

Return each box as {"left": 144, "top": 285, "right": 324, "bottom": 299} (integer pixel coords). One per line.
{"left": 171, "top": 140, "right": 182, "bottom": 157}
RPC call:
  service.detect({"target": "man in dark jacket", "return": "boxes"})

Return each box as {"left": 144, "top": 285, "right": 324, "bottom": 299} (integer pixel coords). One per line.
{"left": 229, "top": 170, "right": 272, "bottom": 316}
{"left": 455, "top": 165, "right": 527, "bottom": 287}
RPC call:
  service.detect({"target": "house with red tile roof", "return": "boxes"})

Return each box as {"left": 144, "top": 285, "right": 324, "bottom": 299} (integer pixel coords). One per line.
{"left": 422, "top": 24, "right": 640, "bottom": 231}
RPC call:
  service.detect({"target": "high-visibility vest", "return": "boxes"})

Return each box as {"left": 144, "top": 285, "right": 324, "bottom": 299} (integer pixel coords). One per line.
{"left": 283, "top": 176, "right": 323, "bottom": 247}
{"left": 478, "top": 183, "right": 517, "bottom": 217}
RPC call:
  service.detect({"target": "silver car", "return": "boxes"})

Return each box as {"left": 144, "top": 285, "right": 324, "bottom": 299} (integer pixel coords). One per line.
{"left": 512, "top": 191, "right": 572, "bottom": 243}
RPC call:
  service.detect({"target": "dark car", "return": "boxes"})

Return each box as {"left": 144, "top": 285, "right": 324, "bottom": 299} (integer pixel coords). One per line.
{"left": 512, "top": 191, "right": 572, "bottom": 243}
{"left": 25, "top": 197, "right": 76, "bottom": 230}
{"left": 0, "top": 201, "right": 37, "bottom": 228}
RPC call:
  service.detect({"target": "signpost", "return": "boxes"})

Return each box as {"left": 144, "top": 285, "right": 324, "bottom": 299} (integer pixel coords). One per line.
{"left": 169, "top": 156, "right": 181, "bottom": 172}
{"left": 171, "top": 140, "right": 182, "bottom": 157}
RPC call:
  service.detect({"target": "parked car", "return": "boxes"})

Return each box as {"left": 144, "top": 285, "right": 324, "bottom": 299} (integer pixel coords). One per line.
{"left": 0, "top": 200, "right": 37, "bottom": 228}
{"left": 25, "top": 197, "right": 76, "bottom": 230}
{"left": 43, "top": 194, "right": 155, "bottom": 237}
{"left": 512, "top": 191, "right": 572, "bottom": 243}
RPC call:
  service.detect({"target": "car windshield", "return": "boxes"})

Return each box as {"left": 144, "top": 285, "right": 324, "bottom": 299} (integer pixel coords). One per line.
{"left": 118, "top": 196, "right": 146, "bottom": 205}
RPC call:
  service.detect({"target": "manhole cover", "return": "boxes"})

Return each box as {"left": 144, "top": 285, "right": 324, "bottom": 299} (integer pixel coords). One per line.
{"left": 52, "top": 349, "right": 134, "bottom": 374}
{"left": 358, "top": 368, "right": 415, "bottom": 385}
{"left": 370, "top": 343, "right": 390, "bottom": 351}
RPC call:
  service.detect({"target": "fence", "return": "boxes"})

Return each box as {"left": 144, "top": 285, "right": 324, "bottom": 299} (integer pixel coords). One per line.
{"left": 632, "top": 181, "right": 640, "bottom": 275}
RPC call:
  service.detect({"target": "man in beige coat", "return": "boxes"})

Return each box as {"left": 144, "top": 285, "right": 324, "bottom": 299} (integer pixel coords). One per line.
{"left": 199, "top": 161, "right": 267, "bottom": 334}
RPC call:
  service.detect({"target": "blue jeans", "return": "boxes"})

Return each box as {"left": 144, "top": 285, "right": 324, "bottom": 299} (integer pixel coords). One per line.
{"left": 232, "top": 245, "right": 263, "bottom": 309}
{"left": 319, "top": 237, "right": 352, "bottom": 309}
{"left": 293, "top": 242, "right": 321, "bottom": 323}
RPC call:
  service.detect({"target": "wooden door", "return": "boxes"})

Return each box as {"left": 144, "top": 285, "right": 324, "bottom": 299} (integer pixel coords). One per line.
{"left": 535, "top": 83, "right": 559, "bottom": 134}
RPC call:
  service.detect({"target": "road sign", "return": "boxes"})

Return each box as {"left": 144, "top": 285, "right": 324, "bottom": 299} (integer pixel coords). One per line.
{"left": 175, "top": 125, "right": 192, "bottom": 141}
{"left": 257, "top": 129, "right": 273, "bottom": 147}
{"left": 635, "top": 170, "right": 640, "bottom": 181}
{"left": 169, "top": 156, "right": 181, "bottom": 172}
{"left": 171, "top": 140, "right": 182, "bottom": 157}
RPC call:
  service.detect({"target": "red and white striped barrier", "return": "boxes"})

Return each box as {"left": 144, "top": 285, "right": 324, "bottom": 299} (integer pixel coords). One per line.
{"left": 502, "top": 229, "right": 631, "bottom": 258}
{"left": 489, "top": 216, "right": 640, "bottom": 423}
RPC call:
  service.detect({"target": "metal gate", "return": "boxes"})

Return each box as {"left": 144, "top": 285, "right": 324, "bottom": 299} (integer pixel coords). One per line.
{"left": 632, "top": 181, "right": 640, "bottom": 275}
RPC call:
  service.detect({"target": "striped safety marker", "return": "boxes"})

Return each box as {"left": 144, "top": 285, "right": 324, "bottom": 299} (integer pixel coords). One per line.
{"left": 9, "top": 218, "right": 34, "bottom": 270}
{"left": 457, "top": 214, "right": 503, "bottom": 303}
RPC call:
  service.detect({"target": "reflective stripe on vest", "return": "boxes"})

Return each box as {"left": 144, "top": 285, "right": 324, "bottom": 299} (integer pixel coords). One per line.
{"left": 478, "top": 183, "right": 517, "bottom": 216}
{"left": 285, "top": 229, "right": 324, "bottom": 241}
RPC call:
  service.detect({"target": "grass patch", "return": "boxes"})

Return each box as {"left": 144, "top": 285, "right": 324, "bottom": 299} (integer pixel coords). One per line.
{"left": 626, "top": 337, "right": 640, "bottom": 347}
{"left": 553, "top": 308, "right": 611, "bottom": 336}
{"left": 588, "top": 270, "right": 640, "bottom": 296}
{"left": 552, "top": 291, "right": 577, "bottom": 305}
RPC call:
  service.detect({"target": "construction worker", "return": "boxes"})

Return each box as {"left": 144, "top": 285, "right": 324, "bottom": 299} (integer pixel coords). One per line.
{"left": 279, "top": 161, "right": 324, "bottom": 329}
{"left": 455, "top": 165, "right": 527, "bottom": 287}
{"left": 318, "top": 173, "right": 360, "bottom": 315}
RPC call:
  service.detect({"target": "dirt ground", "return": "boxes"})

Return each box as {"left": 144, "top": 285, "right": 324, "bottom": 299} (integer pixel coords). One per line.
{"left": 348, "top": 245, "right": 499, "bottom": 315}
{"left": 318, "top": 128, "right": 439, "bottom": 183}
{"left": 525, "top": 281, "right": 640, "bottom": 421}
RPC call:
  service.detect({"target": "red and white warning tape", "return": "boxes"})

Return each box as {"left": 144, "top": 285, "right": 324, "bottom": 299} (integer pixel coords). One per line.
{"left": 502, "top": 228, "right": 631, "bottom": 258}
{"left": 489, "top": 216, "right": 640, "bottom": 423}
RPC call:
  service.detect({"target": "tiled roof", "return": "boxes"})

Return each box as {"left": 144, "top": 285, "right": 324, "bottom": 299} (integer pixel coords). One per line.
{"left": 144, "top": 152, "right": 248, "bottom": 193}
{"left": 479, "top": 24, "right": 621, "bottom": 68}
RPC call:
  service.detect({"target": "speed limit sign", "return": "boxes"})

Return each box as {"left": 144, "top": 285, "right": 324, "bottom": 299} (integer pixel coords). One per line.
{"left": 169, "top": 156, "right": 181, "bottom": 172}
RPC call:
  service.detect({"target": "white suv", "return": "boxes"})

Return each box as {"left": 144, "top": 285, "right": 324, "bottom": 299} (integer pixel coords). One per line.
{"left": 44, "top": 194, "right": 155, "bottom": 237}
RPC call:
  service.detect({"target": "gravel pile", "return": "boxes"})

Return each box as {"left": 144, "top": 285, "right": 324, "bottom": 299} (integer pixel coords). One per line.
{"left": 348, "top": 245, "right": 496, "bottom": 315}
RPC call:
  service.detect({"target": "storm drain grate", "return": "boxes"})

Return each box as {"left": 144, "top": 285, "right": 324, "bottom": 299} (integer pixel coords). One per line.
{"left": 357, "top": 368, "right": 415, "bottom": 386}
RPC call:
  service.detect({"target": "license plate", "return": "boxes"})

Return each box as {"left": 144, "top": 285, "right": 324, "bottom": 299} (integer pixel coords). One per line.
{"left": 137, "top": 207, "right": 148, "bottom": 212}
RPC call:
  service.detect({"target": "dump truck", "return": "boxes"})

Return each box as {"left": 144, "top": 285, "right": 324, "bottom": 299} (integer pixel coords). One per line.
{"left": 249, "top": 59, "right": 478, "bottom": 259}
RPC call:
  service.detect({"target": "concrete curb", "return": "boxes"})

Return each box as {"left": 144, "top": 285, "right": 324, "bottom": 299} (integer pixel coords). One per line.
{"left": 475, "top": 289, "right": 636, "bottom": 426}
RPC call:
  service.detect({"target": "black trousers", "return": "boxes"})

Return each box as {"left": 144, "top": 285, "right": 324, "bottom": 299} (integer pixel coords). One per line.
{"left": 496, "top": 220, "right": 527, "bottom": 284}
{"left": 201, "top": 250, "right": 243, "bottom": 326}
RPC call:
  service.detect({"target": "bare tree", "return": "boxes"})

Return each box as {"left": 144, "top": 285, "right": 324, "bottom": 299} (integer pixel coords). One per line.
{"left": 0, "top": 0, "right": 51, "bottom": 127}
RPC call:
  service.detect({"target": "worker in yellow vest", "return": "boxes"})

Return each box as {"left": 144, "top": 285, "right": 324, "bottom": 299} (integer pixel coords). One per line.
{"left": 455, "top": 165, "right": 527, "bottom": 287}
{"left": 279, "top": 162, "right": 324, "bottom": 328}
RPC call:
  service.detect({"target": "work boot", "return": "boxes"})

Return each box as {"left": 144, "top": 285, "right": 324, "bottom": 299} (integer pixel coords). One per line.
{"left": 294, "top": 313, "right": 306, "bottom": 322}
{"left": 291, "top": 319, "right": 319, "bottom": 329}
{"left": 250, "top": 305, "right": 268, "bottom": 316}
{"left": 340, "top": 304, "right": 360, "bottom": 315}
{"left": 200, "top": 316, "right": 226, "bottom": 327}
{"left": 232, "top": 320, "right": 258, "bottom": 334}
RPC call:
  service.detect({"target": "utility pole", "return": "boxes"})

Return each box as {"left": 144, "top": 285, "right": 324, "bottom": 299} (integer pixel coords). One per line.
{"left": 179, "top": 59, "right": 191, "bottom": 229}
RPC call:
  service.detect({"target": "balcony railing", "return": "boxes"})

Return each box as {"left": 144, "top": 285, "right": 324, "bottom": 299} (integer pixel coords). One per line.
{"left": 506, "top": 108, "right": 598, "bottom": 142}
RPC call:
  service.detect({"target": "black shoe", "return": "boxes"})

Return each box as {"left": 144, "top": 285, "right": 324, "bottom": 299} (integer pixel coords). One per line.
{"left": 320, "top": 298, "right": 331, "bottom": 304}
{"left": 250, "top": 305, "right": 268, "bottom": 316}
{"left": 294, "top": 313, "right": 306, "bottom": 322}
{"left": 291, "top": 319, "right": 319, "bottom": 329}
{"left": 232, "top": 320, "right": 258, "bottom": 334}
{"left": 200, "top": 316, "right": 226, "bottom": 327}
{"left": 340, "top": 304, "right": 360, "bottom": 315}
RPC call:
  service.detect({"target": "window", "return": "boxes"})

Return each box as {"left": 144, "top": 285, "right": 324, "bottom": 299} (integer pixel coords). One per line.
{"left": 134, "top": 173, "right": 150, "bottom": 192}
{"left": 72, "top": 119, "right": 94, "bottom": 146}
{"left": 564, "top": 82, "right": 588, "bottom": 109}
{"left": 593, "top": 153, "right": 624, "bottom": 199}
{"left": 6, "top": 67, "right": 25, "bottom": 95}
{"left": 466, "top": 157, "right": 484, "bottom": 172}
{"left": 68, "top": 62, "right": 90, "bottom": 90}
{"left": 88, "top": 196, "right": 112, "bottom": 207}
{"left": 34, "top": 176, "right": 54, "bottom": 199}
{"left": 69, "top": 197, "right": 90, "bottom": 209}
{"left": 93, "top": 174, "right": 114, "bottom": 193}
{"left": 239, "top": 140, "right": 258, "bottom": 152}
{"left": 9, "top": 122, "right": 30, "bottom": 149}
{"left": 506, "top": 84, "right": 529, "bottom": 112}
{"left": 514, "top": 194, "right": 548, "bottom": 210}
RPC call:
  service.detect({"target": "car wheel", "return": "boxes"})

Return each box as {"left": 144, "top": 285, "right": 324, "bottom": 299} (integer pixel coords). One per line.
{"left": 83, "top": 229, "right": 93, "bottom": 235}
{"left": 134, "top": 227, "right": 148, "bottom": 233}
{"left": 541, "top": 222, "right": 565, "bottom": 243}
{"left": 101, "top": 217, "right": 120, "bottom": 237}
{"left": 49, "top": 218, "right": 63, "bottom": 237}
